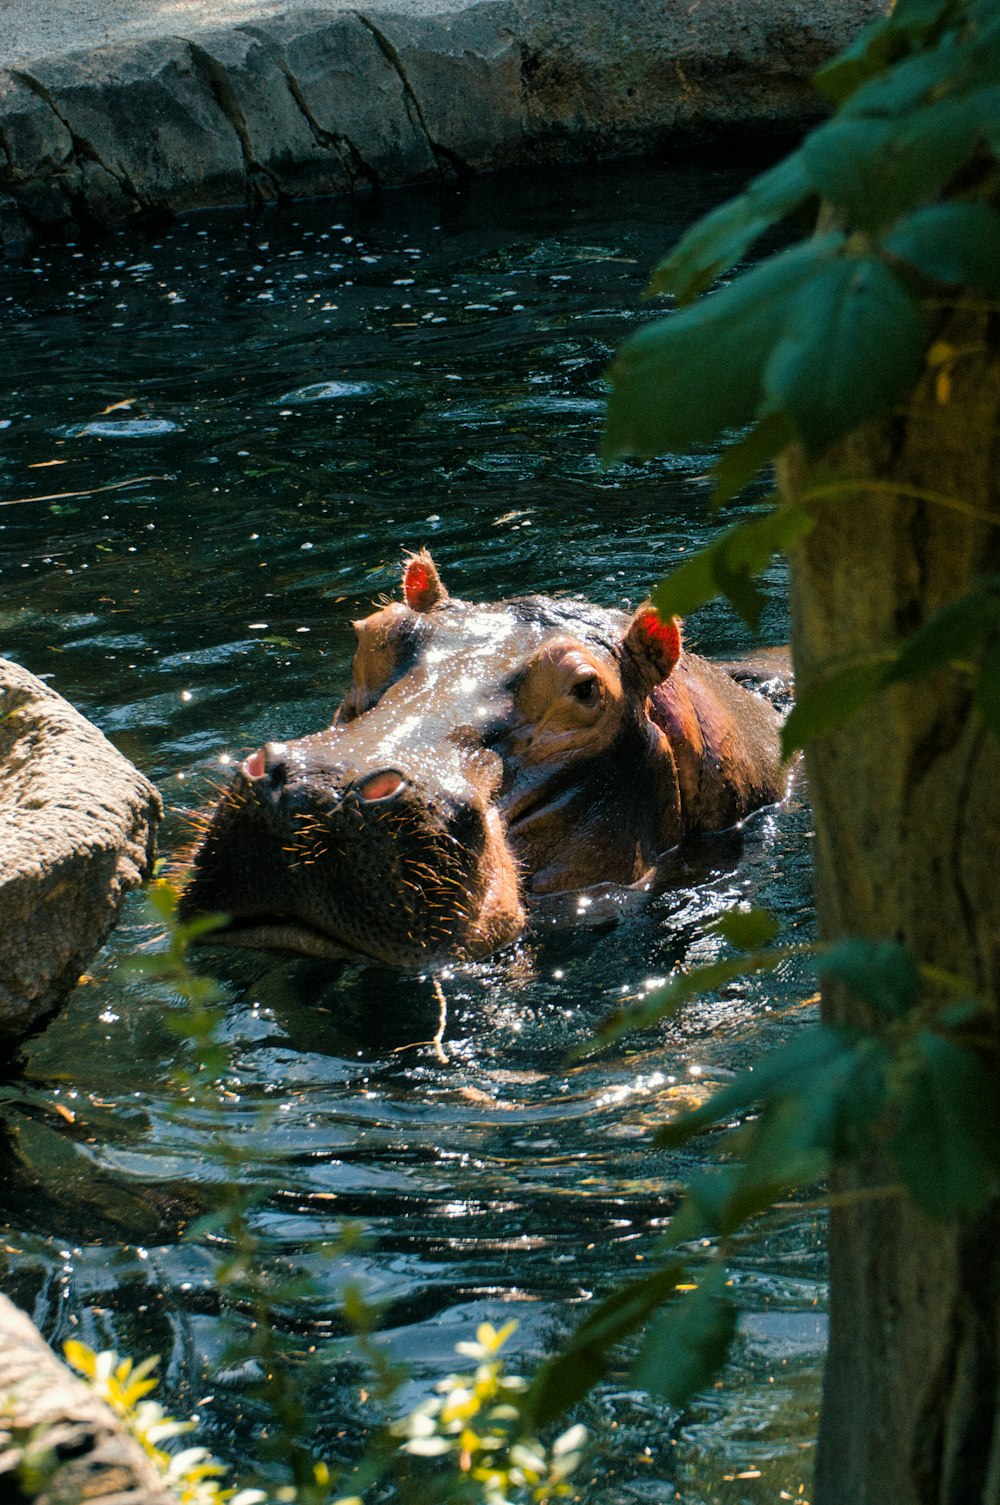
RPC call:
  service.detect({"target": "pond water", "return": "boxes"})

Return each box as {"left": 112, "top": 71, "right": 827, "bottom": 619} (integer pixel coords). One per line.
{"left": 0, "top": 153, "right": 823, "bottom": 1503}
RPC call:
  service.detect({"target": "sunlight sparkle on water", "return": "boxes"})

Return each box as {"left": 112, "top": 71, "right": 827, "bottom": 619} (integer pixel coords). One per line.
{"left": 595, "top": 1070, "right": 667, "bottom": 1109}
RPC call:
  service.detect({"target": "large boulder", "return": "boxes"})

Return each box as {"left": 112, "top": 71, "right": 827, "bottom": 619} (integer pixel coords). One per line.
{"left": 0, "top": 1293, "right": 173, "bottom": 1504}
{"left": 0, "top": 658, "right": 161, "bottom": 1053}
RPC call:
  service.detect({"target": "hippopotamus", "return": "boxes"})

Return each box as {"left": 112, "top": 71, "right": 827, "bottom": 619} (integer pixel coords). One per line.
{"left": 180, "top": 553, "right": 784, "bottom": 968}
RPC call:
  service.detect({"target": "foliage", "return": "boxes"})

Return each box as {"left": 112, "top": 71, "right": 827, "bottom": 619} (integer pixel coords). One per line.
{"left": 389, "top": 1321, "right": 587, "bottom": 1504}
{"left": 129, "top": 884, "right": 337, "bottom": 1504}
{"left": 606, "top": 0, "right": 1000, "bottom": 689}
{"left": 782, "top": 576, "right": 1000, "bottom": 752}
{"left": 62, "top": 1340, "right": 265, "bottom": 1505}
{"left": 528, "top": 0, "right": 1000, "bottom": 1446}
{"left": 62, "top": 1321, "right": 585, "bottom": 1505}
{"left": 528, "top": 926, "right": 1000, "bottom": 1427}
{"left": 112, "top": 889, "right": 588, "bottom": 1505}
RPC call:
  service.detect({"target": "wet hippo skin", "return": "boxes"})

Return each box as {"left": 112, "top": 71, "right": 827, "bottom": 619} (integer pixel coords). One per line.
{"left": 180, "top": 552, "right": 785, "bottom": 967}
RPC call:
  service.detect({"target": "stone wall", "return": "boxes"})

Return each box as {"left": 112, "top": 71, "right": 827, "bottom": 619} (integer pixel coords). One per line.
{"left": 0, "top": 0, "right": 886, "bottom": 249}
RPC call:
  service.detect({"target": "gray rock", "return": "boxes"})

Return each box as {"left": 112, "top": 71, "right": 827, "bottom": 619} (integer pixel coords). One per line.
{"left": 18, "top": 36, "right": 249, "bottom": 219}
{"left": 0, "top": 1292, "right": 174, "bottom": 1504}
{"left": 0, "top": 0, "right": 885, "bottom": 238}
{"left": 0, "top": 658, "right": 162, "bottom": 1053}
{"left": 357, "top": 1, "right": 527, "bottom": 171}
{"left": 368, "top": 0, "right": 889, "bottom": 167}
{"left": 185, "top": 25, "right": 355, "bottom": 200}
{"left": 0, "top": 191, "right": 30, "bottom": 251}
{"left": 247, "top": 9, "right": 439, "bottom": 184}
{"left": 0, "top": 71, "right": 77, "bottom": 226}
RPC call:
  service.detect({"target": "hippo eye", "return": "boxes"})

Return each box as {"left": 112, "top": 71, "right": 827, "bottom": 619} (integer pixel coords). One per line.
{"left": 569, "top": 674, "right": 600, "bottom": 706}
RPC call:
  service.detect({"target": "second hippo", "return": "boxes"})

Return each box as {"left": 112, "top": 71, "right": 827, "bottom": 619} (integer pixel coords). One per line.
{"left": 180, "top": 553, "right": 785, "bottom": 967}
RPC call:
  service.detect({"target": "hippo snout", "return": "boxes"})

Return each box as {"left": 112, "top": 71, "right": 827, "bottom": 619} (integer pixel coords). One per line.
{"left": 241, "top": 741, "right": 407, "bottom": 811}
{"left": 181, "top": 729, "right": 525, "bottom": 969}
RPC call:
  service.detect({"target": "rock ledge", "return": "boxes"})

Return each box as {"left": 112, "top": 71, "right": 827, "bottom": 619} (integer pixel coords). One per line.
{"left": 0, "top": 0, "right": 886, "bottom": 249}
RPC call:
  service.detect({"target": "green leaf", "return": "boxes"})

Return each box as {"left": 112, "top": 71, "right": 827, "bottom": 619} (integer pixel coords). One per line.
{"left": 820, "top": 938, "right": 922, "bottom": 1019}
{"left": 890, "top": 1032, "right": 1000, "bottom": 1216}
{"left": 969, "top": 0, "right": 1000, "bottom": 27}
{"left": 780, "top": 657, "right": 891, "bottom": 756}
{"left": 814, "top": 0, "right": 953, "bottom": 104}
{"left": 841, "top": 30, "right": 965, "bottom": 117}
{"left": 648, "top": 154, "right": 813, "bottom": 303}
{"left": 765, "top": 256, "right": 926, "bottom": 455}
{"left": 631, "top": 1263, "right": 738, "bottom": 1407}
{"left": 577, "top": 945, "right": 797, "bottom": 1057}
{"left": 981, "top": 96, "right": 1000, "bottom": 158}
{"left": 709, "top": 907, "right": 781, "bottom": 950}
{"left": 665, "top": 1169, "right": 745, "bottom": 1245}
{"left": 652, "top": 503, "right": 814, "bottom": 630}
{"left": 730, "top": 1094, "right": 833, "bottom": 1200}
{"left": 526, "top": 1261, "right": 687, "bottom": 1427}
{"left": 814, "top": 20, "right": 906, "bottom": 106}
{"left": 656, "top": 1026, "right": 857, "bottom": 1150}
{"left": 603, "top": 236, "right": 842, "bottom": 460}
{"left": 736, "top": 1036, "right": 888, "bottom": 1182}
{"left": 712, "top": 549, "right": 767, "bottom": 632}
{"left": 973, "top": 638, "right": 1000, "bottom": 736}
{"left": 890, "top": 200, "right": 1000, "bottom": 299}
{"left": 801, "top": 98, "right": 983, "bottom": 232}
{"left": 936, "top": 999, "right": 985, "bottom": 1030}
{"left": 893, "top": 0, "right": 958, "bottom": 21}
{"left": 886, "top": 585, "right": 1000, "bottom": 685}
{"left": 710, "top": 411, "right": 795, "bottom": 507}
{"left": 650, "top": 545, "right": 717, "bottom": 622}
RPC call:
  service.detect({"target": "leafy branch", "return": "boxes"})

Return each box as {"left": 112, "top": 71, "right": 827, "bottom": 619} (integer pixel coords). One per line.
{"left": 527, "top": 926, "right": 1000, "bottom": 1430}
{"left": 605, "top": 0, "right": 1000, "bottom": 492}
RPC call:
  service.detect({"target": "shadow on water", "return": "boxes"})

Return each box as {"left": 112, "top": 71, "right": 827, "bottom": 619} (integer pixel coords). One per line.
{"left": 0, "top": 151, "right": 823, "bottom": 1502}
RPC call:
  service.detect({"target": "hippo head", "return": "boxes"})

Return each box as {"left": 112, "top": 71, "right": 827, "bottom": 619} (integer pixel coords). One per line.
{"left": 179, "top": 552, "right": 693, "bottom": 969}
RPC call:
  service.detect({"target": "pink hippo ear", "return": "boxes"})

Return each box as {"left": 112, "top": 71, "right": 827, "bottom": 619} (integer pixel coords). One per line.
{"left": 403, "top": 549, "right": 448, "bottom": 612}
{"left": 623, "top": 605, "right": 682, "bottom": 692}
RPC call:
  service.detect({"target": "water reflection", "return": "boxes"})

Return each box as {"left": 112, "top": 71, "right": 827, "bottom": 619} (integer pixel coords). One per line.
{"left": 0, "top": 151, "right": 818, "bottom": 1502}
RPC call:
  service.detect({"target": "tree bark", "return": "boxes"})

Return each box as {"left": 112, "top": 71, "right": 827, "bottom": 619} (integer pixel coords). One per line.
{"left": 782, "top": 305, "right": 1000, "bottom": 1505}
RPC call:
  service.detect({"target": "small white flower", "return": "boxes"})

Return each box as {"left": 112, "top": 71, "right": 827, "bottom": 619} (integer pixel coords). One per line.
{"left": 553, "top": 1422, "right": 588, "bottom": 1456}
{"left": 402, "top": 1435, "right": 454, "bottom": 1457}
{"left": 165, "top": 1445, "right": 211, "bottom": 1477}
{"left": 508, "top": 1442, "right": 546, "bottom": 1474}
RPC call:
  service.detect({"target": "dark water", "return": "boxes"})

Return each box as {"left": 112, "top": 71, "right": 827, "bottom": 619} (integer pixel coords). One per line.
{"left": 0, "top": 155, "right": 822, "bottom": 1503}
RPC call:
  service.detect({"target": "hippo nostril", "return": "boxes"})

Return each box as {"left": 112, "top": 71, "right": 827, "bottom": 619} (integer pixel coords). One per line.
{"left": 357, "top": 770, "right": 406, "bottom": 803}
{"left": 243, "top": 743, "right": 288, "bottom": 795}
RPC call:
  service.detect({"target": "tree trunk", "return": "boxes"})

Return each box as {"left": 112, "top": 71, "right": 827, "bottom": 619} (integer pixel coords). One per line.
{"left": 782, "top": 306, "right": 1000, "bottom": 1505}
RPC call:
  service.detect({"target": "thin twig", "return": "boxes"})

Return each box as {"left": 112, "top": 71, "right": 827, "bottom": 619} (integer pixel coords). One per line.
{"left": 429, "top": 976, "right": 449, "bottom": 1063}
{"left": 771, "top": 1183, "right": 906, "bottom": 1214}
{"left": 803, "top": 479, "right": 999, "bottom": 527}
{"left": 0, "top": 475, "right": 169, "bottom": 507}
{"left": 390, "top": 975, "right": 450, "bottom": 1063}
